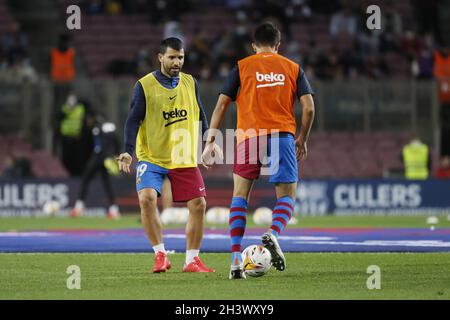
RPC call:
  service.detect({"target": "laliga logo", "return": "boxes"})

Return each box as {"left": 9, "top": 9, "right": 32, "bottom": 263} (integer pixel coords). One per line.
{"left": 255, "top": 72, "right": 285, "bottom": 88}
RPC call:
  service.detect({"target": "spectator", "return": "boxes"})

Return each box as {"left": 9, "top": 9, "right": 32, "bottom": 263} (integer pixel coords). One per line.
{"left": 163, "top": 19, "right": 186, "bottom": 44}
{"left": 329, "top": 1, "right": 358, "bottom": 38}
{"left": 105, "top": 0, "right": 122, "bottom": 14}
{"left": 81, "top": 0, "right": 104, "bottom": 15}
{"left": 415, "top": 33, "right": 435, "bottom": 79}
{"left": 186, "top": 31, "right": 211, "bottom": 79}
{"left": 435, "top": 156, "right": 450, "bottom": 179}
{"left": 433, "top": 42, "right": 450, "bottom": 156}
{"left": 378, "top": 0, "right": 403, "bottom": 53}
{"left": 1, "top": 22, "right": 28, "bottom": 59}
{"left": 70, "top": 119, "right": 121, "bottom": 219}
{"left": 0, "top": 22, "right": 36, "bottom": 83}
{"left": 135, "top": 48, "right": 152, "bottom": 77}
{"left": 286, "top": 0, "right": 312, "bottom": 22}
{"left": 433, "top": 43, "right": 450, "bottom": 95}
{"left": 285, "top": 37, "right": 301, "bottom": 64}
{"left": 402, "top": 137, "right": 431, "bottom": 180}
{"left": 50, "top": 34, "right": 76, "bottom": 119}
{"left": 340, "top": 43, "right": 364, "bottom": 79}
{"left": 364, "top": 53, "right": 389, "bottom": 79}
{"left": 1, "top": 156, "right": 34, "bottom": 178}
{"left": 56, "top": 91, "right": 95, "bottom": 176}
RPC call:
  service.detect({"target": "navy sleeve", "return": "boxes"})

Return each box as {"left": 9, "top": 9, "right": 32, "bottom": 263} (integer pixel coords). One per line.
{"left": 194, "top": 77, "right": 209, "bottom": 136}
{"left": 124, "top": 82, "right": 146, "bottom": 155}
{"left": 296, "top": 67, "right": 314, "bottom": 98}
{"left": 220, "top": 65, "right": 240, "bottom": 101}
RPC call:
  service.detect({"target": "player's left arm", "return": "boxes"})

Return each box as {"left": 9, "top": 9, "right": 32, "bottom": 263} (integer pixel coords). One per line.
{"left": 296, "top": 68, "right": 315, "bottom": 161}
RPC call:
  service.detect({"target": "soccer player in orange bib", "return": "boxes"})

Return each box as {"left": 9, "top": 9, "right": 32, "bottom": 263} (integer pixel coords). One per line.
{"left": 117, "top": 38, "right": 214, "bottom": 273}
{"left": 202, "top": 23, "right": 315, "bottom": 279}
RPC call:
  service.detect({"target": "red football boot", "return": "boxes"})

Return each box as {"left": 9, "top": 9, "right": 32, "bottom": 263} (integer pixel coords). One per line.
{"left": 153, "top": 251, "right": 171, "bottom": 273}
{"left": 182, "top": 256, "right": 215, "bottom": 273}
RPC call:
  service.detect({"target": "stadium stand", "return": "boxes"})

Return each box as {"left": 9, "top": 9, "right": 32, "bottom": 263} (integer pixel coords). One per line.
{"left": 0, "top": 0, "right": 445, "bottom": 180}
{"left": 0, "top": 134, "right": 69, "bottom": 178}
{"left": 53, "top": 0, "right": 422, "bottom": 80}
{"left": 198, "top": 131, "right": 416, "bottom": 179}
{"left": 300, "top": 131, "right": 413, "bottom": 178}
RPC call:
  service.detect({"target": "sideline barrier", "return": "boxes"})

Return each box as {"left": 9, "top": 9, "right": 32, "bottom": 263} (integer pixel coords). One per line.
{"left": 0, "top": 178, "right": 449, "bottom": 216}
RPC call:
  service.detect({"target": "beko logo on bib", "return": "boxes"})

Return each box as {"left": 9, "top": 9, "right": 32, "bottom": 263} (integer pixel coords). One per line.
{"left": 162, "top": 108, "right": 188, "bottom": 127}
{"left": 255, "top": 72, "right": 285, "bottom": 88}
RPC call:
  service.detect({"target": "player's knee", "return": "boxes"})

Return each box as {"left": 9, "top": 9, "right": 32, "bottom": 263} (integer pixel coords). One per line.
{"left": 190, "top": 197, "right": 206, "bottom": 214}
{"left": 138, "top": 193, "right": 157, "bottom": 210}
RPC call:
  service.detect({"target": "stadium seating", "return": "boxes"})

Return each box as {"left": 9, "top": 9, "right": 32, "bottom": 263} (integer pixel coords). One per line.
{"left": 55, "top": 0, "right": 416, "bottom": 79}
{"left": 198, "top": 131, "right": 413, "bottom": 179}
{"left": 0, "top": 134, "right": 69, "bottom": 178}
{"left": 300, "top": 131, "right": 413, "bottom": 179}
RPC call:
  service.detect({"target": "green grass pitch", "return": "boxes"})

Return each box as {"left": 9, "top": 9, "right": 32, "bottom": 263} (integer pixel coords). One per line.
{"left": 0, "top": 214, "right": 449, "bottom": 299}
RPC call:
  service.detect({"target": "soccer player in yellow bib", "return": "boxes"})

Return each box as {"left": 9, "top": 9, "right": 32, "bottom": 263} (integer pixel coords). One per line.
{"left": 117, "top": 38, "right": 214, "bottom": 273}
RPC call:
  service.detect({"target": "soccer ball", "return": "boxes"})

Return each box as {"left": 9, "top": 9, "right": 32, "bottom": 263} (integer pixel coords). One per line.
{"left": 206, "top": 207, "right": 229, "bottom": 224}
{"left": 242, "top": 244, "right": 272, "bottom": 277}
{"left": 160, "top": 207, "right": 189, "bottom": 225}
{"left": 253, "top": 207, "right": 272, "bottom": 225}
{"left": 42, "top": 200, "right": 60, "bottom": 216}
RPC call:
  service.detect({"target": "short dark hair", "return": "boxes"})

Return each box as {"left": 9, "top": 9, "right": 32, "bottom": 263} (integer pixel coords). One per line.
{"left": 253, "top": 22, "right": 281, "bottom": 47}
{"left": 160, "top": 37, "right": 184, "bottom": 54}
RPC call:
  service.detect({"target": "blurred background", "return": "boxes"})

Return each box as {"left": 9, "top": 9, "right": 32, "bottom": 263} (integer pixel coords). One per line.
{"left": 0, "top": 0, "right": 449, "bottom": 217}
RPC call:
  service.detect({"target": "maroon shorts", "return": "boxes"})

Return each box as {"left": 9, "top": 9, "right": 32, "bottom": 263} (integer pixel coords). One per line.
{"left": 168, "top": 167, "right": 206, "bottom": 202}
{"left": 136, "top": 161, "right": 206, "bottom": 202}
{"left": 233, "top": 136, "right": 267, "bottom": 180}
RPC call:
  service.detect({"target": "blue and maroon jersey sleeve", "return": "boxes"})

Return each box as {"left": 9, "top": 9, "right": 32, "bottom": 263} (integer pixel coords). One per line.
{"left": 220, "top": 65, "right": 240, "bottom": 101}
{"left": 296, "top": 67, "right": 314, "bottom": 98}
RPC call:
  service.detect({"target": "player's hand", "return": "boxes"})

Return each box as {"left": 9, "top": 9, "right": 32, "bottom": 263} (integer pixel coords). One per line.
{"left": 201, "top": 142, "right": 223, "bottom": 170}
{"left": 296, "top": 139, "right": 307, "bottom": 161}
{"left": 116, "top": 152, "right": 132, "bottom": 173}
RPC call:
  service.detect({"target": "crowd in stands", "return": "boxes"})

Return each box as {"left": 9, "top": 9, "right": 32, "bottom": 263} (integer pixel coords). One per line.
{"left": 0, "top": 22, "right": 37, "bottom": 83}
{"left": 1, "top": 0, "right": 450, "bottom": 179}
{"left": 65, "top": 0, "right": 445, "bottom": 83}
{"left": 1, "top": 0, "right": 445, "bottom": 83}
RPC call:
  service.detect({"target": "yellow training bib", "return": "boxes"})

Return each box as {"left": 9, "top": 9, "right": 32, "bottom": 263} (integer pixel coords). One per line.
{"left": 136, "top": 72, "right": 200, "bottom": 169}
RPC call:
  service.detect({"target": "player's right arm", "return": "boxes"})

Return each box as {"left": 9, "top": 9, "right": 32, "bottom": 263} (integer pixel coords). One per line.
{"left": 117, "top": 82, "right": 146, "bottom": 173}
{"left": 201, "top": 94, "right": 230, "bottom": 169}
{"left": 201, "top": 66, "right": 240, "bottom": 169}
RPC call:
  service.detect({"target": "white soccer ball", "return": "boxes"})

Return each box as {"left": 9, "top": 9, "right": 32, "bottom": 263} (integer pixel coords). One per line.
{"left": 173, "top": 208, "right": 189, "bottom": 224}
{"left": 42, "top": 200, "right": 60, "bottom": 216}
{"left": 160, "top": 207, "right": 189, "bottom": 225}
{"left": 426, "top": 216, "right": 439, "bottom": 225}
{"left": 253, "top": 207, "right": 272, "bottom": 225}
{"left": 241, "top": 244, "right": 272, "bottom": 277}
{"left": 206, "top": 207, "right": 229, "bottom": 224}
